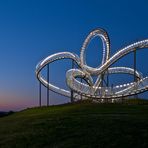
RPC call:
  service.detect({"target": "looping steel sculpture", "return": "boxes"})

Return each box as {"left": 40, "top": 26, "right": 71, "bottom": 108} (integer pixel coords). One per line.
{"left": 36, "top": 28, "right": 148, "bottom": 101}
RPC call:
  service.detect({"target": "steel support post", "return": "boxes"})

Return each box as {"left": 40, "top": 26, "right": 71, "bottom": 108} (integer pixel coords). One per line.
{"left": 134, "top": 48, "right": 138, "bottom": 99}
{"left": 39, "top": 82, "right": 41, "bottom": 107}
{"left": 71, "top": 60, "right": 74, "bottom": 102}
{"left": 47, "top": 64, "right": 49, "bottom": 106}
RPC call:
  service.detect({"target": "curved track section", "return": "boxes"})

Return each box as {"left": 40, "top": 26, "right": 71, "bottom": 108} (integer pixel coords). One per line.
{"left": 36, "top": 52, "right": 81, "bottom": 98}
{"left": 36, "top": 28, "right": 148, "bottom": 101}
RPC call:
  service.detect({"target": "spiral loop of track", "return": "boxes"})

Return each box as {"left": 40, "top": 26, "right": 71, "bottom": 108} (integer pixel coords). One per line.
{"left": 36, "top": 28, "right": 148, "bottom": 101}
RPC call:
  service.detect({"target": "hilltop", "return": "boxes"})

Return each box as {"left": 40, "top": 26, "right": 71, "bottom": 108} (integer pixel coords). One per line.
{"left": 0, "top": 102, "right": 148, "bottom": 148}
{"left": 0, "top": 111, "right": 14, "bottom": 117}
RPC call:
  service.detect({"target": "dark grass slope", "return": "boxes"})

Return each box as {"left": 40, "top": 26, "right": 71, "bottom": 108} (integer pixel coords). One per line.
{"left": 0, "top": 102, "right": 148, "bottom": 148}
{"left": 0, "top": 112, "right": 7, "bottom": 117}
{"left": 0, "top": 111, "right": 14, "bottom": 117}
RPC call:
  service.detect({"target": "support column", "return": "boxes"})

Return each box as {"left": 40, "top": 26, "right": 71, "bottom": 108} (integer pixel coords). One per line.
{"left": 39, "top": 82, "right": 41, "bottom": 107}
{"left": 81, "top": 78, "right": 82, "bottom": 100}
{"left": 134, "top": 48, "right": 138, "bottom": 99}
{"left": 47, "top": 64, "right": 49, "bottom": 106}
{"left": 106, "top": 70, "right": 109, "bottom": 87}
{"left": 71, "top": 60, "right": 74, "bottom": 103}
{"left": 100, "top": 74, "right": 104, "bottom": 102}
{"left": 134, "top": 48, "right": 137, "bottom": 82}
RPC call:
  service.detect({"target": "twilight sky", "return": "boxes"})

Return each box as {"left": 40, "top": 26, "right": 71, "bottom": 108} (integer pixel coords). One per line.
{"left": 0, "top": 0, "right": 148, "bottom": 111}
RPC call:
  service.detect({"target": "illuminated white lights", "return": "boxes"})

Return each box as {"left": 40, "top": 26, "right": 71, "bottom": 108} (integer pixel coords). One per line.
{"left": 36, "top": 28, "right": 148, "bottom": 101}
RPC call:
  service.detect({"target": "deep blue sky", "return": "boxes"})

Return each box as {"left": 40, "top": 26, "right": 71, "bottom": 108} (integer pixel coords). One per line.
{"left": 0, "top": 0, "right": 148, "bottom": 111}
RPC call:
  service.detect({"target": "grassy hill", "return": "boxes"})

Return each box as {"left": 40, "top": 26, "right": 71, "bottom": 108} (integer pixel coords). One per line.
{"left": 0, "top": 102, "right": 148, "bottom": 148}
{"left": 0, "top": 111, "right": 14, "bottom": 117}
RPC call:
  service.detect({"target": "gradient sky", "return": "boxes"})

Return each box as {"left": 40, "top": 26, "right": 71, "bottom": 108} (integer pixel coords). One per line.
{"left": 0, "top": 0, "right": 148, "bottom": 111}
